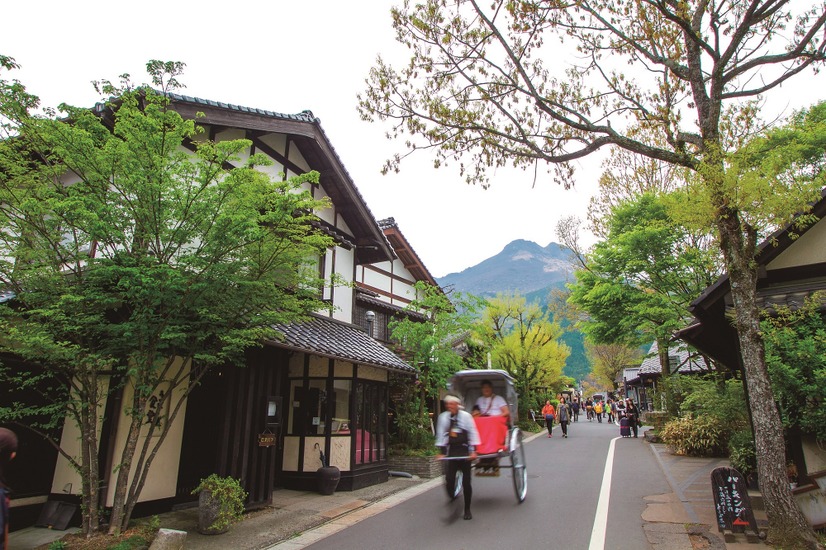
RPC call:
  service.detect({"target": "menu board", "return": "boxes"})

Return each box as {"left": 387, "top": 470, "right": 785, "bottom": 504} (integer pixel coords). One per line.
{"left": 710, "top": 466, "right": 759, "bottom": 535}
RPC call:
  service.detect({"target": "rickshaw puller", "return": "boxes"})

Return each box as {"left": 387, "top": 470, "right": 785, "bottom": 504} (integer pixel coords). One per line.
{"left": 436, "top": 394, "right": 480, "bottom": 520}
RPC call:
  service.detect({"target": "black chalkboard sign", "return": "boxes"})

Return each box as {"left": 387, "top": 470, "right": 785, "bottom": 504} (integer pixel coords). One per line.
{"left": 710, "top": 467, "right": 759, "bottom": 535}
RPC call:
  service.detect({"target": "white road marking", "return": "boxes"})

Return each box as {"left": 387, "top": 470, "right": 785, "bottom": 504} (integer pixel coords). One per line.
{"left": 588, "top": 436, "right": 621, "bottom": 550}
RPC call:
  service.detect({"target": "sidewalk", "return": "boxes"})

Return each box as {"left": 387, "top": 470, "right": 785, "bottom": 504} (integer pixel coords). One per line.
{"left": 642, "top": 441, "right": 767, "bottom": 550}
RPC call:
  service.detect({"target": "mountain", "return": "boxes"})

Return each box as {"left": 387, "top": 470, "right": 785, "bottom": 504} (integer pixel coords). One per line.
{"left": 437, "top": 239, "right": 573, "bottom": 297}
{"left": 436, "top": 239, "right": 590, "bottom": 381}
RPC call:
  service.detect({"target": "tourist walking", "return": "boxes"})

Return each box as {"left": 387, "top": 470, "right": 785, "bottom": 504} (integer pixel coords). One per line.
{"left": 571, "top": 398, "right": 580, "bottom": 422}
{"left": 585, "top": 399, "right": 594, "bottom": 422}
{"left": 594, "top": 400, "right": 603, "bottom": 423}
{"left": 556, "top": 397, "right": 570, "bottom": 438}
{"left": 541, "top": 400, "right": 555, "bottom": 438}
{"left": 605, "top": 400, "right": 614, "bottom": 424}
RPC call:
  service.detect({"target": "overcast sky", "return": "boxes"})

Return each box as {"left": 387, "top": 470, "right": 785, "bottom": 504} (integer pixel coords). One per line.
{"left": 2, "top": 1, "right": 822, "bottom": 277}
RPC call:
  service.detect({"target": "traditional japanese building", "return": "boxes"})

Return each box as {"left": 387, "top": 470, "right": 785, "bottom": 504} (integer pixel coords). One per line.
{"left": 5, "top": 94, "right": 443, "bottom": 525}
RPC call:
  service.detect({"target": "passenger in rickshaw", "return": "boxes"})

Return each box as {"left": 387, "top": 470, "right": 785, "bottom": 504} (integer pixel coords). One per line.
{"left": 472, "top": 380, "right": 510, "bottom": 476}
{"left": 435, "top": 394, "right": 480, "bottom": 520}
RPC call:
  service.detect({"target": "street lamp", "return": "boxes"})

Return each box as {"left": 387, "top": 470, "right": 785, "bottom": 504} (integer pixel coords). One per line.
{"left": 365, "top": 310, "right": 375, "bottom": 338}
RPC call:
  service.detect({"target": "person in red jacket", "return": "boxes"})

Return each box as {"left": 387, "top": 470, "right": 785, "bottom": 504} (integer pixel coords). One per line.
{"left": 541, "top": 400, "right": 555, "bottom": 437}
{"left": 0, "top": 428, "right": 18, "bottom": 550}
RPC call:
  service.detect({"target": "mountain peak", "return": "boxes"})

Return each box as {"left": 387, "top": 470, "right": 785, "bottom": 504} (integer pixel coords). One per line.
{"left": 437, "top": 239, "right": 572, "bottom": 296}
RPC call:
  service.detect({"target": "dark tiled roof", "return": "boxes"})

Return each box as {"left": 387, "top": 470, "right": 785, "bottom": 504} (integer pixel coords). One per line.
{"left": 270, "top": 314, "right": 416, "bottom": 374}
{"left": 355, "top": 290, "right": 427, "bottom": 321}
{"left": 166, "top": 93, "right": 319, "bottom": 123}
{"left": 638, "top": 341, "right": 707, "bottom": 376}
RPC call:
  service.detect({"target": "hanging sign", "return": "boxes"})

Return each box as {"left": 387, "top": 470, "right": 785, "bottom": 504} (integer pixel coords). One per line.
{"left": 258, "top": 429, "right": 276, "bottom": 448}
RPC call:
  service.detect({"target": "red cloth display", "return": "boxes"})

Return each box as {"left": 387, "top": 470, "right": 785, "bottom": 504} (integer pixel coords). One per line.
{"left": 474, "top": 415, "right": 509, "bottom": 455}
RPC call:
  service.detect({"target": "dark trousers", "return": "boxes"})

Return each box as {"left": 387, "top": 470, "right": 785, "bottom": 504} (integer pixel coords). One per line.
{"left": 559, "top": 420, "right": 568, "bottom": 436}
{"left": 596, "top": 412, "right": 603, "bottom": 423}
{"left": 545, "top": 415, "right": 554, "bottom": 435}
{"left": 607, "top": 413, "right": 614, "bottom": 423}
{"left": 572, "top": 409, "right": 579, "bottom": 421}
{"left": 629, "top": 417, "right": 638, "bottom": 437}
{"left": 445, "top": 459, "right": 473, "bottom": 512}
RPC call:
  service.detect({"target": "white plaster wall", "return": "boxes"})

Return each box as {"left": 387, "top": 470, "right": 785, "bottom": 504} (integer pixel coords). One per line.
{"left": 104, "top": 358, "right": 190, "bottom": 506}
{"left": 308, "top": 355, "right": 329, "bottom": 377}
{"left": 363, "top": 269, "right": 392, "bottom": 295}
{"left": 314, "top": 186, "right": 335, "bottom": 224}
{"left": 767, "top": 219, "right": 826, "bottom": 270}
{"left": 51, "top": 377, "right": 111, "bottom": 495}
{"left": 333, "top": 246, "right": 355, "bottom": 323}
{"left": 288, "top": 145, "right": 311, "bottom": 173}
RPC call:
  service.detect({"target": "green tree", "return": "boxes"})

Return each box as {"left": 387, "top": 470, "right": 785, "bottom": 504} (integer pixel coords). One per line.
{"left": 569, "top": 193, "right": 719, "bottom": 377}
{"left": 360, "top": 2, "right": 826, "bottom": 544}
{"left": 0, "top": 59, "right": 333, "bottom": 534}
{"left": 586, "top": 343, "right": 641, "bottom": 391}
{"left": 389, "top": 282, "right": 482, "bottom": 449}
{"left": 762, "top": 293, "right": 826, "bottom": 443}
{"left": 476, "top": 293, "right": 569, "bottom": 415}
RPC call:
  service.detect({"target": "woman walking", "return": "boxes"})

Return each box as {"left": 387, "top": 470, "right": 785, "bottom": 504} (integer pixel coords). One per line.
{"left": 556, "top": 397, "right": 570, "bottom": 438}
{"left": 541, "top": 400, "right": 555, "bottom": 438}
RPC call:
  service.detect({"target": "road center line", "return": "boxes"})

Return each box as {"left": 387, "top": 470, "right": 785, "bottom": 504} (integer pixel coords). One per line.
{"left": 588, "top": 436, "right": 621, "bottom": 550}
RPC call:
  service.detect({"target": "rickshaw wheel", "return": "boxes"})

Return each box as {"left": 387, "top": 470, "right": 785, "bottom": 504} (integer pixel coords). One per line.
{"left": 510, "top": 428, "right": 527, "bottom": 502}
{"left": 444, "top": 463, "right": 463, "bottom": 500}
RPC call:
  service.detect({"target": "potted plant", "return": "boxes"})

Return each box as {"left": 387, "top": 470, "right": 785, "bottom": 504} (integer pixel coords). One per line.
{"left": 192, "top": 474, "right": 248, "bottom": 535}
{"left": 315, "top": 443, "right": 340, "bottom": 495}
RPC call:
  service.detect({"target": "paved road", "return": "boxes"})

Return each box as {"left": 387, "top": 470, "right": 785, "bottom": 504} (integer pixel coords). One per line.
{"left": 306, "top": 419, "right": 670, "bottom": 550}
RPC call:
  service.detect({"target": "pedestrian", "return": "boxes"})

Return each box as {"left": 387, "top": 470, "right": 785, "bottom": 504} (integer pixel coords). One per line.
{"left": 625, "top": 399, "right": 640, "bottom": 438}
{"left": 594, "top": 400, "right": 603, "bottom": 423}
{"left": 436, "top": 395, "right": 480, "bottom": 520}
{"left": 585, "top": 399, "right": 594, "bottom": 422}
{"left": 571, "top": 399, "right": 580, "bottom": 422}
{"left": 541, "top": 400, "right": 555, "bottom": 438}
{"left": 0, "top": 428, "right": 18, "bottom": 550}
{"left": 605, "top": 400, "right": 614, "bottom": 424}
{"left": 556, "top": 397, "right": 570, "bottom": 438}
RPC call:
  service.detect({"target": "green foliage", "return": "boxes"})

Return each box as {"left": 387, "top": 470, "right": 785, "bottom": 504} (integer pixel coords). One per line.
{"left": 728, "top": 429, "right": 757, "bottom": 480}
{"left": 0, "top": 59, "right": 334, "bottom": 533}
{"left": 47, "top": 542, "right": 67, "bottom": 550}
{"left": 107, "top": 535, "right": 149, "bottom": 550}
{"left": 656, "top": 374, "right": 749, "bottom": 431}
{"left": 475, "top": 293, "right": 570, "bottom": 416}
{"left": 389, "top": 282, "right": 481, "bottom": 449}
{"left": 762, "top": 294, "right": 826, "bottom": 442}
{"left": 193, "top": 474, "right": 248, "bottom": 532}
{"left": 659, "top": 415, "right": 729, "bottom": 457}
{"left": 569, "top": 193, "right": 719, "bottom": 348}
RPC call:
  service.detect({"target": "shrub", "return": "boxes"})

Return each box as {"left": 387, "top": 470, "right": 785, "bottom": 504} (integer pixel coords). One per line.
{"left": 660, "top": 414, "right": 728, "bottom": 457}
{"left": 192, "top": 474, "right": 248, "bottom": 532}
{"left": 728, "top": 429, "right": 757, "bottom": 479}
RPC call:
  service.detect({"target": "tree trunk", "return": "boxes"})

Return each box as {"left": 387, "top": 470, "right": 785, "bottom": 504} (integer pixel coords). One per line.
{"left": 716, "top": 213, "right": 822, "bottom": 549}
{"left": 107, "top": 397, "right": 144, "bottom": 535}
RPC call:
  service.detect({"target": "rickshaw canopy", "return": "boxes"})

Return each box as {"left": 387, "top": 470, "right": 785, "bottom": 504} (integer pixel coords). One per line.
{"left": 447, "top": 369, "right": 519, "bottom": 422}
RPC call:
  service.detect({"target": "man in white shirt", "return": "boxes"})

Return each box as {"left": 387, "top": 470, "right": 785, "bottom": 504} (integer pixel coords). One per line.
{"left": 474, "top": 380, "right": 510, "bottom": 418}
{"left": 436, "top": 394, "right": 480, "bottom": 520}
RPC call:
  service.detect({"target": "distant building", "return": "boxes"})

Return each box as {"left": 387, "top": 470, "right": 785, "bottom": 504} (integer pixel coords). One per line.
{"left": 623, "top": 341, "right": 708, "bottom": 411}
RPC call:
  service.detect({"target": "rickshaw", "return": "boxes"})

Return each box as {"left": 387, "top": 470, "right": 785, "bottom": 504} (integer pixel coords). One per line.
{"left": 441, "top": 369, "right": 528, "bottom": 503}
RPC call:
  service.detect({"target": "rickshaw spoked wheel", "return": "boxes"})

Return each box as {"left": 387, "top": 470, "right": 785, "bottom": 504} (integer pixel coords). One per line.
{"left": 510, "top": 428, "right": 527, "bottom": 502}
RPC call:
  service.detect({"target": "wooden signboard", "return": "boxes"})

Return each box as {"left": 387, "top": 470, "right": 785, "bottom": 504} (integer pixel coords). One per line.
{"left": 710, "top": 467, "right": 759, "bottom": 537}
{"left": 258, "top": 431, "right": 276, "bottom": 447}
